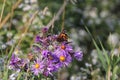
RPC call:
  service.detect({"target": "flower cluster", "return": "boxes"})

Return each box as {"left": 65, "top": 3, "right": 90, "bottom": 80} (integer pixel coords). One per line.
{"left": 9, "top": 27, "right": 83, "bottom": 77}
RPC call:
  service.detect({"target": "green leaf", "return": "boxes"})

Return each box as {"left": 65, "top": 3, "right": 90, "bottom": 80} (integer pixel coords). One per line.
{"left": 3, "top": 45, "right": 15, "bottom": 80}
{"left": 85, "top": 25, "right": 107, "bottom": 71}
{"left": 8, "top": 45, "right": 14, "bottom": 59}
{"left": 112, "top": 66, "right": 118, "bottom": 80}
{"left": 93, "top": 39, "right": 107, "bottom": 71}
{"left": 99, "top": 40, "right": 110, "bottom": 65}
{"left": 115, "top": 56, "right": 120, "bottom": 66}
{"left": 3, "top": 66, "right": 9, "bottom": 80}
{"left": 17, "top": 72, "right": 22, "bottom": 80}
{"left": 32, "top": 43, "right": 42, "bottom": 48}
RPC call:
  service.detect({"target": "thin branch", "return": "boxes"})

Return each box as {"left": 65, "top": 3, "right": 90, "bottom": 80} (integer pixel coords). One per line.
{"left": 0, "top": 0, "right": 6, "bottom": 23}
{"left": 16, "top": 11, "right": 39, "bottom": 47}
{"left": 47, "top": 0, "right": 68, "bottom": 28}
{"left": 0, "top": 0, "right": 22, "bottom": 29}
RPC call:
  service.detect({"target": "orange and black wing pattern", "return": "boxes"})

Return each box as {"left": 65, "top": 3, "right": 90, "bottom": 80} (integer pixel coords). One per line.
{"left": 56, "top": 30, "right": 68, "bottom": 42}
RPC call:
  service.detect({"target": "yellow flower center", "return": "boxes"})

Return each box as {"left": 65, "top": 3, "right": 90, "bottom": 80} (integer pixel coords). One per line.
{"left": 61, "top": 45, "right": 66, "bottom": 50}
{"left": 35, "top": 63, "right": 40, "bottom": 69}
{"left": 60, "top": 56, "right": 65, "bottom": 62}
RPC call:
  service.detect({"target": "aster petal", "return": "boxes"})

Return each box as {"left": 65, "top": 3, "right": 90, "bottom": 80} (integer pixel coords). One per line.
{"left": 31, "top": 59, "right": 44, "bottom": 76}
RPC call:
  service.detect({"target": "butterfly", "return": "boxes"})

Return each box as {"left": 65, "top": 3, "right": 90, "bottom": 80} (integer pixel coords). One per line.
{"left": 56, "top": 30, "right": 68, "bottom": 42}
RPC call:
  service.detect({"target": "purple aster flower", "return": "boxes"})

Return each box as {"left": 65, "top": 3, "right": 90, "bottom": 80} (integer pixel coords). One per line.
{"left": 35, "top": 36, "right": 49, "bottom": 46}
{"left": 41, "top": 50, "right": 50, "bottom": 57}
{"left": 53, "top": 43, "right": 73, "bottom": 67}
{"left": 10, "top": 54, "right": 24, "bottom": 70}
{"left": 41, "top": 27, "right": 48, "bottom": 33}
{"left": 42, "top": 50, "right": 59, "bottom": 63}
{"left": 41, "top": 37, "right": 50, "bottom": 46}
{"left": 54, "top": 49, "right": 72, "bottom": 67}
{"left": 47, "top": 53, "right": 59, "bottom": 63}
{"left": 30, "top": 29, "right": 84, "bottom": 76}
{"left": 10, "top": 54, "right": 19, "bottom": 66}
{"left": 31, "top": 59, "right": 44, "bottom": 75}
{"left": 35, "top": 36, "right": 50, "bottom": 47}
{"left": 74, "top": 51, "right": 83, "bottom": 61}
{"left": 35, "top": 35, "right": 41, "bottom": 42}
{"left": 43, "top": 62, "right": 58, "bottom": 76}
{"left": 60, "top": 42, "right": 73, "bottom": 52}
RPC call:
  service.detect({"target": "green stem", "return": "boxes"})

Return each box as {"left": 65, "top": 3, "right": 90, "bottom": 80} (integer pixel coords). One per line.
{"left": 107, "top": 65, "right": 111, "bottom": 80}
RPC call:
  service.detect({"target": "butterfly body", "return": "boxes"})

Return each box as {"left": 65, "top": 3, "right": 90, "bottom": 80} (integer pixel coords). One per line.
{"left": 56, "top": 30, "right": 68, "bottom": 42}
